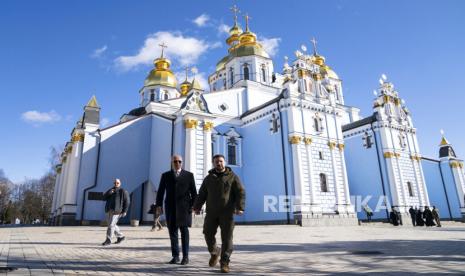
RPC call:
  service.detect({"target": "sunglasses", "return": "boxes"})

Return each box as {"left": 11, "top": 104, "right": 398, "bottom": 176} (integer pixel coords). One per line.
{"left": 173, "top": 160, "right": 182, "bottom": 163}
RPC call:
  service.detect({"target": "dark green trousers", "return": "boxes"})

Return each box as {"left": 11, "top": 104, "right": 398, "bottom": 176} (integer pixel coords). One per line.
{"left": 203, "top": 214, "right": 235, "bottom": 264}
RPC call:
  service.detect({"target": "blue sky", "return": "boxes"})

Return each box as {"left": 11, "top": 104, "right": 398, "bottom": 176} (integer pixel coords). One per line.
{"left": 1, "top": 0, "right": 464, "bottom": 182}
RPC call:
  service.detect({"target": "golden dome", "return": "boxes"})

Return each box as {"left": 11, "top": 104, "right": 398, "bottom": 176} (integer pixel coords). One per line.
{"left": 313, "top": 54, "right": 325, "bottom": 66}
{"left": 216, "top": 55, "right": 229, "bottom": 71}
{"left": 180, "top": 80, "right": 191, "bottom": 96}
{"left": 144, "top": 57, "right": 178, "bottom": 88}
{"left": 226, "top": 24, "right": 243, "bottom": 45}
{"left": 230, "top": 43, "right": 269, "bottom": 59}
{"left": 320, "top": 64, "right": 339, "bottom": 79}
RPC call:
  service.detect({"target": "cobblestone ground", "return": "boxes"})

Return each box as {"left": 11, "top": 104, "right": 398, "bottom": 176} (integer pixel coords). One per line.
{"left": 0, "top": 222, "right": 464, "bottom": 275}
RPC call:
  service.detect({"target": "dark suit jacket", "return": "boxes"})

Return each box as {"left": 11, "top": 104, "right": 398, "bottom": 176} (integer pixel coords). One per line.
{"left": 156, "top": 170, "right": 197, "bottom": 227}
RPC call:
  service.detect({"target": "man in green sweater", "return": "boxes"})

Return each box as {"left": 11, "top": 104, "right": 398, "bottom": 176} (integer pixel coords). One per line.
{"left": 193, "top": 154, "right": 245, "bottom": 273}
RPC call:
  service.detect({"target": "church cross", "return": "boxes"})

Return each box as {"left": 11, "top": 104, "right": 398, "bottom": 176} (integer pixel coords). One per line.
{"left": 230, "top": 5, "right": 240, "bottom": 25}
{"left": 184, "top": 66, "right": 189, "bottom": 81}
{"left": 310, "top": 37, "right": 318, "bottom": 55}
{"left": 244, "top": 13, "right": 252, "bottom": 31}
{"left": 159, "top": 42, "right": 168, "bottom": 58}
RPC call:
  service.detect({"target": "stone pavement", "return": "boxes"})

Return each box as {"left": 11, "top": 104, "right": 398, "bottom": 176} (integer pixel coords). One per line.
{"left": 0, "top": 222, "right": 465, "bottom": 275}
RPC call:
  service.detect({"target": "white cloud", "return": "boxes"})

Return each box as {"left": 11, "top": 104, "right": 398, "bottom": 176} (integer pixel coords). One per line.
{"left": 21, "top": 110, "right": 61, "bottom": 126}
{"left": 260, "top": 36, "right": 281, "bottom": 57}
{"left": 91, "top": 45, "right": 108, "bottom": 58}
{"left": 193, "top": 14, "right": 210, "bottom": 27}
{"left": 100, "top": 118, "right": 110, "bottom": 127}
{"left": 114, "top": 31, "right": 216, "bottom": 71}
{"left": 218, "top": 24, "right": 230, "bottom": 35}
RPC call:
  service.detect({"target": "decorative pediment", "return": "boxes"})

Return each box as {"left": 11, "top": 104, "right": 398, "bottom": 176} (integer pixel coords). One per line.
{"left": 180, "top": 91, "right": 210, "bottom": 113}
{"left": 225, "top": 127, "right": 241, "bottom": 138}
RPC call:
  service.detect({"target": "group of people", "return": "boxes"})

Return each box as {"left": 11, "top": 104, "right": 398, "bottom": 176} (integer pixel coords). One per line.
{"left": 409, "top": 206, "right": 441, "bottom": 227}
{"left": 101, "top": 154, "right": 246, "bottom": 274}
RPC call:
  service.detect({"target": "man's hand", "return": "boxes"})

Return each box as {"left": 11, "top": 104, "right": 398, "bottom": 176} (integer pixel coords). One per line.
{"left": 121, "top": 212, "right": 127, "bottom": 217}
{"left": 235, "top": 210, "right": 244, "bottom": 216}
{"left": 156, "top": 206, "right": 163, "bottom": 215}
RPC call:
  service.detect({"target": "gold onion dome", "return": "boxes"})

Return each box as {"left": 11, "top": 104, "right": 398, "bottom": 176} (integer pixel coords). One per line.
{"left": 226, "top": 24, "right": 243, "bottom": 45}
{"left": 144, "top": 57, "right": 178, "bottom": 88}
{"left": 180, "top": 79, "right": 191, "bottom": 96}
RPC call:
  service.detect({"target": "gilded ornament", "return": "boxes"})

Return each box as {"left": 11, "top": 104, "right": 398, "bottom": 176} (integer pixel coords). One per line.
{"left": 204, "top": 122, "right": 214, "bottom": 131}
{"left": 337, "top": 143, "right": 345, "bottom": 151}
{"left": 72, "top": 133, "right": 84, "bottom": 143}
{"left": 328, "top": 141, "right": 336, "bottom": 150}
{"left": 289, "top": 135, "right": 302, "bottom": 144}
{"left": 303, "top": 137, "right": 312, "bottom": 145}
{"left": 184, "top": 119, "right": 198, "bottom": 129}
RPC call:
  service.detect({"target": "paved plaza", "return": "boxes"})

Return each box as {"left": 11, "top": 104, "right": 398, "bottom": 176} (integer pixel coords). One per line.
{"left": 0, "top": 222, "right": 464, "bottom": 275}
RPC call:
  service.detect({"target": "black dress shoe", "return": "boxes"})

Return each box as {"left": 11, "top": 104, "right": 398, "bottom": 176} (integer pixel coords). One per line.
{"left": 101, "top": 239, "right": 111, "bottom": 246}
{"left": 168, "top": 257, "right": 180, "bottom": 264}
{"left": 115, "top": 236, "right": 125, "bottom": 244}
{"left": 180, "top": 257, "right": 189, "bottom": 265}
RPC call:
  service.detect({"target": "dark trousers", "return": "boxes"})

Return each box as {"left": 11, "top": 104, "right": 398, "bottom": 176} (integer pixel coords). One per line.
{"left": 167, "top": 222, "right": 189, "bottom": 258}
{"left": 203, "top": 214, "right": 235, "bottom": 265}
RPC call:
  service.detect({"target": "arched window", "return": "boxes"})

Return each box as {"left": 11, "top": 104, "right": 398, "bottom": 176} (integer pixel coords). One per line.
{"left": 407, "top": 182, "right": 414, "bottom": 197}
{"left": 243, "top": 64, "right": 249, "bottom": 80}
{"left": 229, "top": 68, "right": 234, "bottom": 86}
{"left": 261, "top": 65, "right": 266, "bottom": 82}
{"left": 303, "top": 79, "right": 307, "bottom": 92}
{"left": 314, "top": 117, "right": 320, "bottom": 132}
{"left": 163, "top": 92, "right": 169, "bottom": 100}
{"left": 150, "top": 89, "right": 155, "bottom": 102}
{"left": 320, "top": 173, "right": 328, "bottom": 192}
{"left": 227, "top": 137, "right": 237, "bottom": 165}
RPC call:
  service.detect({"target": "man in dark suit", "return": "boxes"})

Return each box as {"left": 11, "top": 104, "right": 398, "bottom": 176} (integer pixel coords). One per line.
{"left": 156, "top": 154, "right": 197, "bottom": 265}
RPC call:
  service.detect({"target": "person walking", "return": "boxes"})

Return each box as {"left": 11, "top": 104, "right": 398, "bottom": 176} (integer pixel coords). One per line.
{"left": 156, "top": 155, "right": 197, "bottom": 265}
{"left": 432, "top": 206, "right": 441, "bottom": 227}
{"left": 102, "top": 178, "right": 130, "bottom": 246}
{"left": 193, "top": 154, "right": 246, "bottom": 273}
{"left": 408, "top": 206, "right": 416, "bottom": 226}
{"left": 423, "top": 206, "right": 435, "bottom": 227}
{"left": 362, "top": 204, "right": 373, "bottom": 222}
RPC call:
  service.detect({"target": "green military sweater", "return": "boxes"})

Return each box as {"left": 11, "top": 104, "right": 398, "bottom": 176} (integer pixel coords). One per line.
{"left": 194, "top": 167, "right": 245, "bottom": 216}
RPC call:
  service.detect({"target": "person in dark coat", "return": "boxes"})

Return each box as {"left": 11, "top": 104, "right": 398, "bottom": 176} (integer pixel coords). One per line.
{"left": 156, "top": 155, "right": 197, "bottom": 265}
{"left": 101, "top": 178, "right": 130, "bottom": 246}
{"left": 432, "top": 206, "right": 441, "bottom": 227}
{"left": 416, "top": 208, "right": 425, "bottom": 226}
{"left": 423, "top": 206, "right": 435, "bottom": 227}
{"left": 408, "top": 206, "right": 416, "bottom": 226}
{"left": 193, "top": 154, "right": 246, "bottom": 274}
{"left": 389, "top": 207, "right": 400, "bottom": 226}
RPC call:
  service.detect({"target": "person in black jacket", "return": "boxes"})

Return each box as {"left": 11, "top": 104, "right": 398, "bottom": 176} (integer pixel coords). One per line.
{"left": 156, "top": 155, "right": 197, "bottom": 265}
{"left": 101, "top": 178, "right": 130, "bottom": 246}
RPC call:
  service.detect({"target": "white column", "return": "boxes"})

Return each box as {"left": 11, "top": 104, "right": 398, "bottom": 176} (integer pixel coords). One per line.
{"left": 184, "top": 119, "right": 198, "bottom": 187}
{"left": 304, "top": 137, "right": 321, "bottom": 213}
{"left": 339, "top": 144, "right": 354, "bottom": 213}
{"left": 51, "top": 166, "right": 62, "bottom": 216}
{"left": 451, "top": 162, "right": 465, "bottom": 208}
{"left": 65, "top": 133, "right": 84, "bottom": 206}
{"left": 290, "top": 135, "right": 305, "bottom": 212}
{"left": 328, "top": 141, "right": 344, "bottom": 213}
{"left": 203, "top": 121, "right": 213, "bottom": 177}
{"left": 58, "top": 149, "right": 72, "bottom": 213}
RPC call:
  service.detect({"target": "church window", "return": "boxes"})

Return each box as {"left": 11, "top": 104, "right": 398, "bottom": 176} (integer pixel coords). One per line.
{"left": 313, "top": 115, "right": 323, "bottom": 132}
{"left": 163, "top": 92, "right": 169, "bottom": 100}
{"left": 399, "top": 133, "right": 407, "bottom": 149}
{"left": 407, "top": 182, "right": 414, "bottom": 197}
{"left": 303, "top": 79, "right": 308, "bottom": 92}
{"left": 227, "top": 137, "right": 238, "bottom": 165}
{"left": 219, "top": 103, "right": 228, "bottom": 112}
{"left": 150, "top": 89, "right": 155, "bottom": 102}
{"left": 363, "top": 132, "right": 373, "bottom": 149}
{"left": 319, "top": 151, "right": 324, "bottom": 160}
{"left": 261, "top": 65, "right": 266, "bottom": 82}
{"left": 223, "top": 78, "right": 227, "bottom": 89}
{"left": 269, "top": 113, "right": 280, "bottom": 133}
{"left": 243, "top": 64, "right": 250, "bottom": 80}
{"left": 229, "top": 68, "right": 234, "bottom": 86}
{"left": 320, "top": 173, "right": 328, "bottom": 192}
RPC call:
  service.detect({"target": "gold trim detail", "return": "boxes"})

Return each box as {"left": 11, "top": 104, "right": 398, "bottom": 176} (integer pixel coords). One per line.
{"left": 289, "top": 135, "right": 302, "bottom": 144}
{"left": 328, "top": 142, "right": 336, "bottom": 150}
{"left": 337, "top": 143, "right": 345, "bottom": 151}
{"left": 62, "top": 156, "right": 67, "bottom": 163}
{"left": 384, "top": 152, "right": 400, "bottom": 158}
{"left": 184, "top": 119, "right": 198, "bottom": 129}
{"left": 65, "top": 146, "right": 73, "bottom": 154}
{"left": 303, "top": 137, "right": 312, "bottom": 145}
{"left": 450, "top": 161, "right": 464, "bottom": 169}
{"left": 410, "top": 154, "right": 422, "bottom": 161}
{"left": 72, "top": 133, "right": 85, "bottom": 143}
{"left": 203, "top": 122, "right": 214, "bottom": 131}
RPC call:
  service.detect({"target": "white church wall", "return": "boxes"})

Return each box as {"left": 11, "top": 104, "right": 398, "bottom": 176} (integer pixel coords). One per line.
{"left": 83, "top": 116, "right": 152, "bottom": 221}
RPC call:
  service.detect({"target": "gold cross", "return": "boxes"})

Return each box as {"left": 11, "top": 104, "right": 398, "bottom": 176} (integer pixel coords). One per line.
{"left": 184, "top": 66, "right": 189, "bottom": 81}
{"left": 230, "top": 5, "right": 240, "bottom": 25}
{"left": 310, "top": 37, "right": 318, "bottom": 55}
{"left": 244, "top": 13, "right": 252, "bottom": 31}
{"left": 159, "top": 42, "right": 168, "bottom": 58}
